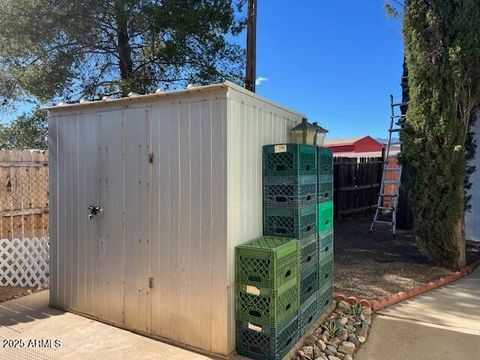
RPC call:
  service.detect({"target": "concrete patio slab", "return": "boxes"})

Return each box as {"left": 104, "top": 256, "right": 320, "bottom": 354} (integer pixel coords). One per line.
{"left": 356, "top": 267, "right": 480, "bottom": 360}
{"left": 0, "top": 291, "right": 217, "bottom": 360}
{"left": 356, "top": 315, "right": 479, "bottom": 360}
{"left": 377, "top": 267, "right": 480, "bottom": 331}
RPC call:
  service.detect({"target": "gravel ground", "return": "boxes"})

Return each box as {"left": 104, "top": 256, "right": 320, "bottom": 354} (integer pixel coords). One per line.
{"left": 0, "top": 286, "right": 40, "bottom": 303}
{"left": 333, "top": 215, "right": 480, "bottom": 299}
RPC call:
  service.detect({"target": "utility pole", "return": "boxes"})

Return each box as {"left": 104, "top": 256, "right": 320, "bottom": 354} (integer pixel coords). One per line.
{"left": 245, "top": 0, "right": 257, "bottom": 93}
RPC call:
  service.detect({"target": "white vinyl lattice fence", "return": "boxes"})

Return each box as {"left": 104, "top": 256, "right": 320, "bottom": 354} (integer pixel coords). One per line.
{"left": 0, "top": 237, "right": 49, "bottom": 287}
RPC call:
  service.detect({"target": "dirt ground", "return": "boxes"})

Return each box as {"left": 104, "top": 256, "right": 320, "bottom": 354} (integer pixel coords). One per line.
{"left": 0, "top": 286, "right": 40, "bottom": 303}
{"left": 333, "top": 215, "right": 480, "bottom": 299}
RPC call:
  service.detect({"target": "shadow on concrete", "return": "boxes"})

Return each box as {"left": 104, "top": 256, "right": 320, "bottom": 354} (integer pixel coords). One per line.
{"left": 0, "top": 290, "right": 63, "bottom": 329}
{"left": 356, "top": 314, "right": 480, "bottom": 360}
{"left": 378, "top": 269, "right": 480, "bottom": 331}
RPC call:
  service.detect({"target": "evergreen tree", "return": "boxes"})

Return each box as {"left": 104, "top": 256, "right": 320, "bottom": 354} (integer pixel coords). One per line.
{"left": 0, "top": 0, "right": 246, "bottom": 103}
{"left": 0, "top": 108, "right": 48, "bottom": 150}
{"left": 402, "top": 0, "right": 480, "bottom": 268}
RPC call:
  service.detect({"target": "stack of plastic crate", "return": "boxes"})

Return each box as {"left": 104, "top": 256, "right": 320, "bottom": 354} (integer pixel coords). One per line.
{"left": 317, "top": 146, "right": 334, "bottom": 314}
{"left": 262, "top": 144, "right": 321, "bottom": 337}
{"left": 236, "top": 237, "right": 300, "bottom": 360}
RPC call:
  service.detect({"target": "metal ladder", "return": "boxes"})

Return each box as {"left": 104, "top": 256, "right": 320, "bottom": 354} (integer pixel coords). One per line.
{"left": 370, "top": 95, "right": 405, "bottom": 236}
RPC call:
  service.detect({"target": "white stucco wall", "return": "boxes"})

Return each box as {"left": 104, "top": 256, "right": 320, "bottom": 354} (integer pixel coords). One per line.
{"left": 466, "top": 111, "right": 480, "bottom": 242}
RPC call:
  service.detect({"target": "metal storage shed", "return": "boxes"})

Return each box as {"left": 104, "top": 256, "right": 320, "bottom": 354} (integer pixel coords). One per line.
{"left": 48, "top": 81, "right": 304, "bottom": 357}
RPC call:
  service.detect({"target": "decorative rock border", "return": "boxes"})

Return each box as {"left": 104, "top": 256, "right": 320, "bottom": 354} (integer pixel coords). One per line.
{"left": 334, "top": 258, "right": 480, "bottom": 311}
{"left": 290, "top": 259, "right": 480, "bottom": 359}
{"left": 292, "top": 301, "right": 372, "bottom": 360}
{"left": 333, "top": 294, "right": 372, "bottom": 309}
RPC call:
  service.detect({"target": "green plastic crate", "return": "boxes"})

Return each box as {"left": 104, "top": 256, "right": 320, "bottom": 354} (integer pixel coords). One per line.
{"left": 318, "top": 175, "right": 333, "bottom": 202}
{"left": 300, "top": 265, "right": 319, "bottom": 303}
{"left": 263, "top": 144, "right": 317, "bottom": 177}
{"left": 317, "top": 147, "right": 333, "bottom": 176}
{"left": 300, "top": 291, "right": 319, "bottom": 335}
{"left": 318, "top": 230, "right": 334, "bottom": 262}
{"left": 317, "top": 200, "right": 333, "bottom": 232}
{"left": 319, "top": 254, "right": 334, "bottom": 288}
{"left": 319, "top": 244, "right": 334, "bottom": 263}
{"left": 236, "top": 312, "right": 299, "bottom": 360}
{"left": 298, "top": 233, "right": 318, "bottom": 273}
{"left": 236, "top": 278, "right": 300, "bottom": 327}
{"left": 318, "top": 284, "right": 334, "bottom": 314}
{"left": 264, "top": 204, "right": 317, "bottom": 239}
{"left": 236, "top": 237, "right": 299, "bottom": 289}
{"left": 264, "top": 175, "right": 317, "bottom": 208}
{"left": 318, "top": 229, "right": 334, "bottom": 250}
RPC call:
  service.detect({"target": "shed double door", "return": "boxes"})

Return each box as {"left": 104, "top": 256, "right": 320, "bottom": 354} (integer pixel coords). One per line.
{"left": 94, "top": 108, "right": 152, "bottom": 333}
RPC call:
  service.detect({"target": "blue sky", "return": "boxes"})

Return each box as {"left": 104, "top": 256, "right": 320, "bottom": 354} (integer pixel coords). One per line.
{"left": 4, "top": 1, "right": 403, "bottom": 139}
{"left": 252, "top": 0, "right": 404, "bottom": 139}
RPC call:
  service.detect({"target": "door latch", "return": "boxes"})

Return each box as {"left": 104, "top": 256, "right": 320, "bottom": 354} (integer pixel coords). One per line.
{"left": 148, "top": 277, "right": 154, "bottom": 288}
{"left": 88, "top": 205, "right": 102, "bottom": 219}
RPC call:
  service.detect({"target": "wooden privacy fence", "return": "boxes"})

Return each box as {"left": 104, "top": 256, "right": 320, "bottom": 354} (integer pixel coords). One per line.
{"left": 333, "top": 157, "right": 383, "bottom": 218}
{"left": 383, "top": 157, "right": 401, "bottom": 207}
{"left": 0, "top": 150, "right": 49, "bottom": 239}
{"left": 0, "top": 150, "right": 49, "bottom": 287}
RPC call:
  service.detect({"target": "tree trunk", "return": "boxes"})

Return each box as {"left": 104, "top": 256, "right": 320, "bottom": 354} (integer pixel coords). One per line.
{"left": 115, "top": 1, "right": 133, "bottom": 96}
{"left": 452, "top": 187, "right": 467, "bottom": 269}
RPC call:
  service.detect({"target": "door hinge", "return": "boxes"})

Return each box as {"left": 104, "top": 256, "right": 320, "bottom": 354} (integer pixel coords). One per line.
{"left": 148, "top": 152, "right": 154, "bottom": 163}
{"left": 148, "top": 277, "right": 154, "bottom": 288}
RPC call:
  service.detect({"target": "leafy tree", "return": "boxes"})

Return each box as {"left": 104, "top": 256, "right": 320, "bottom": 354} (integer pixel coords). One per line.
{"left": 0, "top": 108, "right": 48, "bottom": 150}
{"left": 0, "top": 0, "right": 246, "bottom": 103}
{"left": 385, "top": 0, "right": 405, "bottom": 18}
{"left": 402, "top": 0, "right": 480, "bottom": 268}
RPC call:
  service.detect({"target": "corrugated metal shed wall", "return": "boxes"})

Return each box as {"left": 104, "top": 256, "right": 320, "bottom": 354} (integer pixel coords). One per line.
{"left": 49, "top": 111, "right": 100, "bottom": 316}
{"left": 466, "top": 112, "right": 480, "bottom": 242}
{"left": 148, "top": 92, "right": 229, "bottom": 353}
{"left": 49, "top": 83, "right": 304, "bottom": 357}
{"left": 225, "top": 87, "right": 301, "bottom": 351}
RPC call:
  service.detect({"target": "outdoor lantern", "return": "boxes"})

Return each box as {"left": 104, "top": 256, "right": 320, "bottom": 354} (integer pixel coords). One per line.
{"left": 314, "top": 122, "right": 329, "bottom": 146}
{"left": 291, "top": 118, "right": 329, "bottom": 146}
